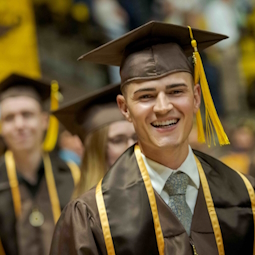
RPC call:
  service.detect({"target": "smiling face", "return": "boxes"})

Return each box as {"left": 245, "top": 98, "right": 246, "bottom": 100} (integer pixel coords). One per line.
{"left": 0, "top": 96, "right": 48, "bottom": 153}
{"left": 117, "top": 72, "right": 201, "bottom": 155}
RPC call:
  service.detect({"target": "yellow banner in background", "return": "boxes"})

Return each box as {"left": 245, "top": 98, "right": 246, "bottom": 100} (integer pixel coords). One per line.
{"left": 0, "top": 0, "right": 41, "bottom": 81}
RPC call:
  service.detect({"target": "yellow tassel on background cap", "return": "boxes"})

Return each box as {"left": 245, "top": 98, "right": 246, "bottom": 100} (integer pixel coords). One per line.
{"left": 43, "top": 80, "right": 59, "bottom": 151}
{"left": 188, "top": 26, "right": 230, "bottom": 146}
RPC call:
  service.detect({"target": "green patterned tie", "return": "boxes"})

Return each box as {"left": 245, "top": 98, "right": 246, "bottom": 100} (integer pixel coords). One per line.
{"left": 164, "top": 172, "right": 192, "bottom": 235}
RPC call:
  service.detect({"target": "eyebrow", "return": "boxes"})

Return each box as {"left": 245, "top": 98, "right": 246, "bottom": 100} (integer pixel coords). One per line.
{"left": 134, "top": 83, "right": 187, "bottom": 94}
{"left": 166, "top": 83, "right": 187, "bottom": 89}
{"left": 134, "top": 88, "right": 156, "bottom": 94}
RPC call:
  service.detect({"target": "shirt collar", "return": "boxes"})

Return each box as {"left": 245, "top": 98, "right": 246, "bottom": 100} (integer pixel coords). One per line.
{"left": 141, "top": 146, "right": 200, "bottom": 195}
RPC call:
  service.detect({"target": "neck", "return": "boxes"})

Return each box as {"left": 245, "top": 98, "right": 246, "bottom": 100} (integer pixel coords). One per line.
{"left": 139, "top": 142, "right": 189, "bottom": 170}
{"left": 12, "top": 148, "right": 43, "bottom": 184}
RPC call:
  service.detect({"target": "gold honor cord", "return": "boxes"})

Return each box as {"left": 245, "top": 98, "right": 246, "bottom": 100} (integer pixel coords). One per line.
{"left": 194, "top": 156, "right": 225, "bottom": 255}
{"left": 43, "top": 153, "right": 61, "bottom": 223}
{"left": 67, "top": 161, "right": 81, "bottom": 187}
{"left": 5, "top": 151, "right": 61, "bottom": 224}
{"left": 5, "top": 151, "right": 21, "bottom": 218}
{"left": 134, "top": 145, "right": 165, "bottom": 255}
{"left": 96, "top": 179, "right": 116, "bottom": 255}
{"left": 233, "top": 171, "right": 255, "bottom": 255}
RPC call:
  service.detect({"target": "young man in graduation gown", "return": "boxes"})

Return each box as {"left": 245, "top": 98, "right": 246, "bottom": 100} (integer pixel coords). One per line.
{"left": 0, "top": 74, "right": 80, "bottom": 255}
{"left": 50, "top": 22, "right": 255, "bottom": 255}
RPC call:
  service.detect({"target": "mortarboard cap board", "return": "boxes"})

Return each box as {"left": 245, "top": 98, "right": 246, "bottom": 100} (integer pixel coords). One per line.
{"left": 0, "top": 73, "right": 51, "bottom": 103}
{"left": 0, "top": 73, "right": 61, "bottom": 152}
{"left": 52, "top": 84, "right": 124, "bottom": 142}
{"left": 78, "top": 21, "right": 228, "bottom": 87}
{"left": 78, "top": 21, "right": 230, "bottom": 146}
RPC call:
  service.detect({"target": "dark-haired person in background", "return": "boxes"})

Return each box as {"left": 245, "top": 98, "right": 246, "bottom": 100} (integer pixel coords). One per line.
{"left": 0, "top": 74, "right": 79, "bottom": 255}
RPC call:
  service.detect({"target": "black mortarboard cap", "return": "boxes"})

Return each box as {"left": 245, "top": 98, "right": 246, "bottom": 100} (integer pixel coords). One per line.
{"left": 78, "top": 21, "right": 228, "bottom": 87}
{"left": 0, "top": 73, "right": 51, "bottom": 102}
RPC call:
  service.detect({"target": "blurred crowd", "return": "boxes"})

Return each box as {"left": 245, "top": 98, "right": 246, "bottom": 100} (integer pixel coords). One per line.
{"left": 1, "top": 0, "right": 255, "bottom": 254}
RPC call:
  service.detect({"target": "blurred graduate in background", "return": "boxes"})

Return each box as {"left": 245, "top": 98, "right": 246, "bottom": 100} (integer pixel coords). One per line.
{"left": 0, "top": 74, "right": 79, "bottom": 255}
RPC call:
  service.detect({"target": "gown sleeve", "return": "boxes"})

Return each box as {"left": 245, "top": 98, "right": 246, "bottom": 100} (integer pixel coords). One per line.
{"left": 50, "top": 198, "right": 104, "bottom": 255}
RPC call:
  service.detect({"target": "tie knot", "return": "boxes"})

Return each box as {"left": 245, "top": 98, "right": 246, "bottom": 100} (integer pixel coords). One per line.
{"left": 164, "top": 172, "right": 189, "bottom": 195}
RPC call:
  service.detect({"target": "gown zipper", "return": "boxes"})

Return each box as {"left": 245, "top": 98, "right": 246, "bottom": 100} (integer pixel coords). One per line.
{"left": 189, "top": 238, "right": 198, "bottom": 255}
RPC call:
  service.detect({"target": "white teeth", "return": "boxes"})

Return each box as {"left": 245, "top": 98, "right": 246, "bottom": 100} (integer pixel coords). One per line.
{"left": 152, "top": 119, "right": 178, "bottom": 127}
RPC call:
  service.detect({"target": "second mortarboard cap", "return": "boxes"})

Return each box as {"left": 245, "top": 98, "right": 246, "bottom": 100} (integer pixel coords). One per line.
{"left": 78, "top": 21, "right": 230, "bottom": 146}
{"left": 52, "top": 84, "right": 124, "bottom": 142}
{"left": 0, "top": 73, "right": 60, "bottom": 151}
{"left": 0, "top": 73, "right": 51, "bottom": 102}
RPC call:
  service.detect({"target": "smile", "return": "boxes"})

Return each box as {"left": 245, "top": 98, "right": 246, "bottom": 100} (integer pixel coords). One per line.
{"left": 151, "top": 119, "right": 179, "bottom": 128}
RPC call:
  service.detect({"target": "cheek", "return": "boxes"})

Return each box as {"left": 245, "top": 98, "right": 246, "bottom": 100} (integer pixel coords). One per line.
{"left": 1, "top": 128, "right": 10, "bottom": 138}
{"left": 129, "top": 103, "right": 152, "bottom": 123}
{"left": 1, "top": 122, "right": 13, "bottom": 136}
{"left": 177, "top": 97, "right": 195, "bottom": 114}
{"left": 107, "top": 145, "right": 119, "bottom": 165}
{"left": 30, "top": 117, "right": 45, "bottom": 131}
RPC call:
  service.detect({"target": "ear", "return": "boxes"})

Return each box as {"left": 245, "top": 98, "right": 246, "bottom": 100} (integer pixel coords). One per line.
{"left": 116, "top": 95, "right": 132, "bottom": 122}
{"left": 193, "top": 83, "right": 201, "bottom": 114}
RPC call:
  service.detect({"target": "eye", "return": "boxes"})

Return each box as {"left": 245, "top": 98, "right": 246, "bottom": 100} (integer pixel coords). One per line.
{"left": 138, "top": 94, "right": 154, "bottom": 100}
{"left": 3, "top": 115, "right": 14, "bottom": 122}
{"left": 108, "top": 135, "right": 127, "bottom": 144}
{"left": 140, "top": 94, "right": 151, "bottom": 99}
{"left": 169, "top": 89, "right": 183, "bottom": 95}
{"left": 22, "top": 112, "right": 33, "bottom": 118}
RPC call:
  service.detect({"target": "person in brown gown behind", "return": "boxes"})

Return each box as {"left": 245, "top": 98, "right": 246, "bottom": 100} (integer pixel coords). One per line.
{"left": 50, "top": 22, "right": 255, "bottom": 255}
{"left": 52, "top": 83, "right": 136, "bottom": 197}
{"left": 0, "top": 74, "right": 79, "bottom": 255}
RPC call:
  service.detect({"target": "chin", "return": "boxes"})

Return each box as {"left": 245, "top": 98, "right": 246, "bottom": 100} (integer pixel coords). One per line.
{"left": 152, "top": 137, "right": 181, "bottom": 149}
{"left": 12, "top": 143, "right": 34, "bottom": 152}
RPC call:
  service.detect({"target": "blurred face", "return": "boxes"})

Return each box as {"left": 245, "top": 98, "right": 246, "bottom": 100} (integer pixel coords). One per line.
{"left": 232, "top": 127, "right": 254, "bottom": 152}
{"left": 117, "top": 72, "right": 201, "bottom": 153}
{"left": 0, "top": 96, "right": 48, "bottom": 153}
{"left": 106, "top": 120, "right": 137, "bottom": 167}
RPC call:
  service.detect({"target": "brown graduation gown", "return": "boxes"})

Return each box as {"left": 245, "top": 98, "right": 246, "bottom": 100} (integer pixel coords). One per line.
{"left": 0, "top": 151, "right": 75, "bottom": 255}
{"left": 50, "top": 146, "right": 255, "bottom": 255}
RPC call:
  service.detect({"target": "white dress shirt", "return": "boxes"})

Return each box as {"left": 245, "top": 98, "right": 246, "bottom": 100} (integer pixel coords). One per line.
{"left": 141, "top": 146, "right": 200, "bottom": 214}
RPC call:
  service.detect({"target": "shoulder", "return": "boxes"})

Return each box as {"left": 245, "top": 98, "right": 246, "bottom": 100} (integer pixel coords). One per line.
{"left": 194, "top": 149, "right": 255, "bottom": 181}
{"left": 50, "top": 188, "right": 104, "bottom": 255}
{"left": 72, "top": 188, "right": 98, "bottom": 218}
{"left": 194, "top": 149, "right": 255, "bottom": 200}
{"left": 58, "top": 187, "right": 99, "bottom": 227}
{"left": 193, "top": 149, "right": 243, "bottom": 179}
{"left": 193, "top": 149, "right": 231, "bottom": 170}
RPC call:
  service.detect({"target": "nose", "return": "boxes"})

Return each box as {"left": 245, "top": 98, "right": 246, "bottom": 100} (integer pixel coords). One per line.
{"left": 153, "top": 92, "right": 173, "bottom": 115}
{"left": 14, "top": 115, "right": 25, "bottom": 129}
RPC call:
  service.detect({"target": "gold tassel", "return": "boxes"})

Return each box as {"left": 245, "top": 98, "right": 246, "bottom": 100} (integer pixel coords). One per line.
{"left": 43, "top": 80, "right": 59, "bottom": 151}
{"left": 196, "top": 109, "right": 206, "bottom": 143}
{"left": 188, "top": 26, "right": 230, "bottom": 146}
